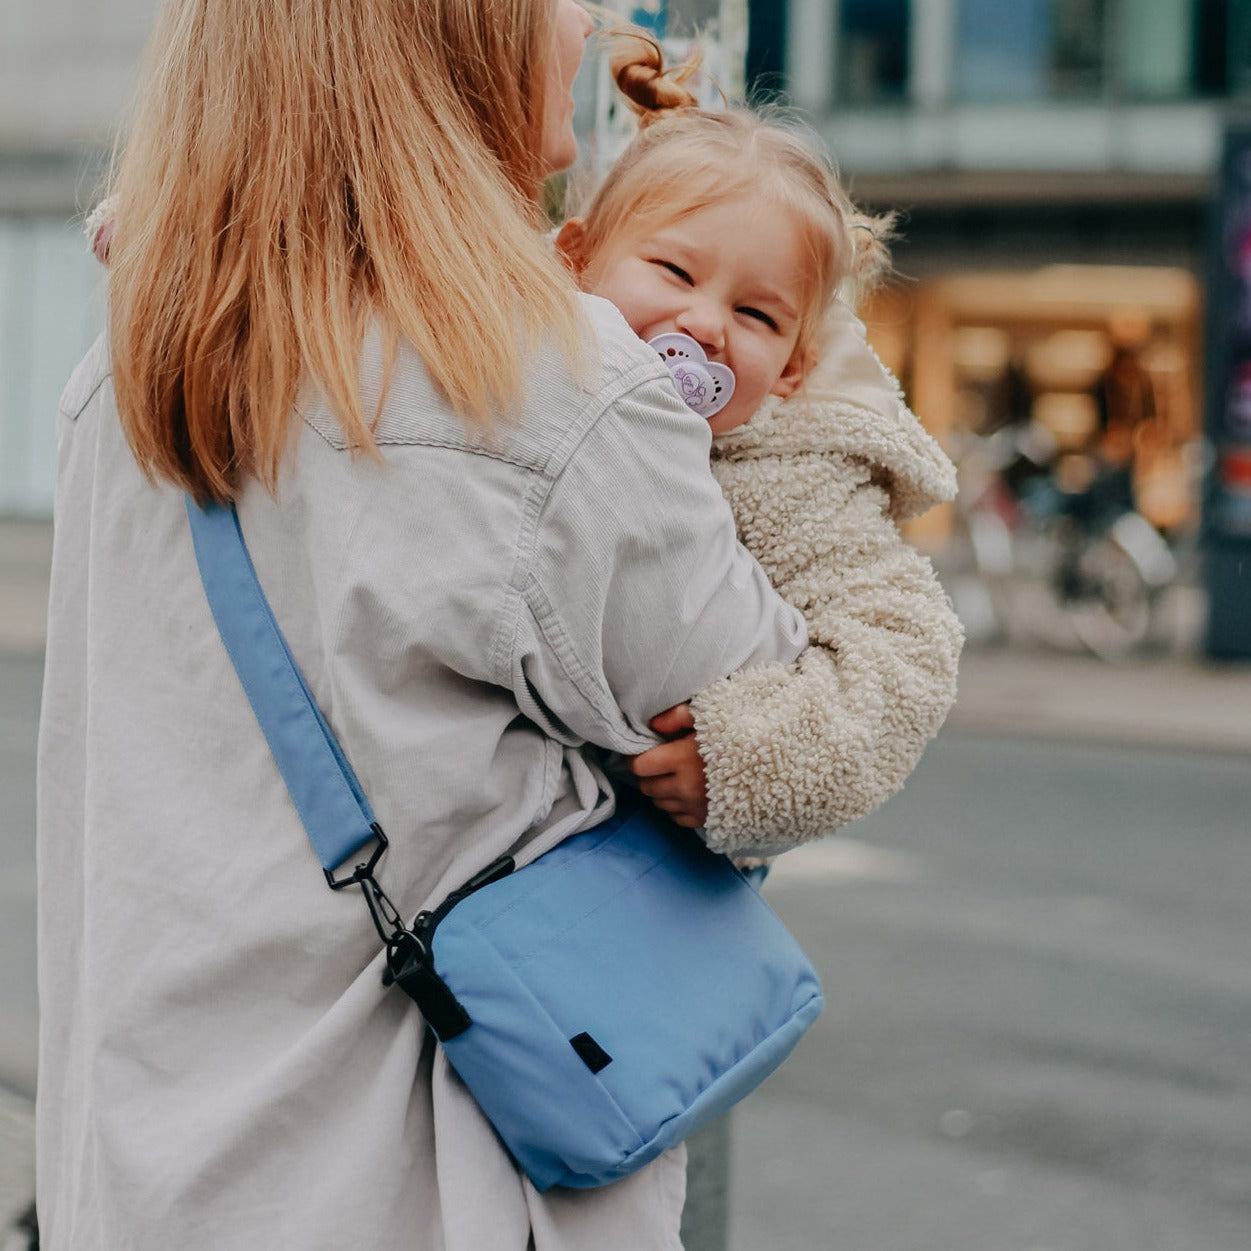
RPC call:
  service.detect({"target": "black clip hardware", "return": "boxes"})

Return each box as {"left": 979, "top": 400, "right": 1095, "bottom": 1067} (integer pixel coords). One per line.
{"left": 323, "top": 823, "right": 390, "bottom": 891}
{"left": 324, "top": 821, "right": 475, "bottom": 1041}
{"left": 323, "top": 823, "right": 411, "bottom": 952}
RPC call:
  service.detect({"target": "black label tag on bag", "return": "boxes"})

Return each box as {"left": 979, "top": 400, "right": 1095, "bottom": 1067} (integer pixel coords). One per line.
{"left": 570, "top": 1032, "right": 613, "bottom": 1074}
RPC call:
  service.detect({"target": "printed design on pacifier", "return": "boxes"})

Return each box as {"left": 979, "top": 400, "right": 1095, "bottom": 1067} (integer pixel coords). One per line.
{"left": 647, "top": 333, "right": 736, "bottom": 420}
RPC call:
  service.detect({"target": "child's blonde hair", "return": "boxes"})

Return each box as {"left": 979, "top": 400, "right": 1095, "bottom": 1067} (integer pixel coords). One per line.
{"left": 573, "top": 35, "right": 893, "bottom": 359}
{"left": 108, "top": 0, "right": 583, "bottom": 504}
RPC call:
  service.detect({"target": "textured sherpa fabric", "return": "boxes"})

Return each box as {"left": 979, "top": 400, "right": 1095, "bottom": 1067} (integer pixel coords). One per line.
{"left": 691, "top": 299, "right": 964, "bottom": 855}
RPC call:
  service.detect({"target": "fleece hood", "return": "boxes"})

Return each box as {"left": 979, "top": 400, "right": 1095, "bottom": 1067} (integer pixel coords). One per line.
{"left": 712, "top": 297, "right": 956, "bottom": 523}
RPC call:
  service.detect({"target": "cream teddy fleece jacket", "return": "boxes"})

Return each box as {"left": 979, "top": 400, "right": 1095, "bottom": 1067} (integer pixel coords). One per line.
{"left": 691, "top": 299, "right": 964, "bottom": 856}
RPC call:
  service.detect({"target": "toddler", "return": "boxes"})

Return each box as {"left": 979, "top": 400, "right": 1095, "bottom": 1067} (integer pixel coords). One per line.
{"left": 558, "top": 38, "right": 964, "bottom": 855}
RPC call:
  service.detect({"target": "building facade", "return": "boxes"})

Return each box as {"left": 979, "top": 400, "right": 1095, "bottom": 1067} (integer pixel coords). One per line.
{"left": 0, "top": 0, "right": 748, "bottom": 517}
{"left": 0, "top": 0, "right": 157, "bottom": 515}
{"left": 747, "top": 1, "right": 1248, "bottom": 553}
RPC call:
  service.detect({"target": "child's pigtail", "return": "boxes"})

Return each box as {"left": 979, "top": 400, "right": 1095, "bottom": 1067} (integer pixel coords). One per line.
{"left": 844, "top": 208, "right": 897, "bottom": 303}
{"left": 85, "top": 196, "right": 118, "bottom": 266}
{"left": 609, "top": 33, "right": 701, "bottom": 125}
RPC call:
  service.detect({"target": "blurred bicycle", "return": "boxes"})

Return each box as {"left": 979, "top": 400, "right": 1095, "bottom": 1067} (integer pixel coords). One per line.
{"left": 943, "top": 424, "right": 1189, "bottom": 661}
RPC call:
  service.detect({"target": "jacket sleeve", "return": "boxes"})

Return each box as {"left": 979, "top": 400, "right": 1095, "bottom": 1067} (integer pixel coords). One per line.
{"left": 689, "top": 448, "right": 964, "bottom": 856}
{"left": 511, "top": 368, "right": 808, "bottom": 759}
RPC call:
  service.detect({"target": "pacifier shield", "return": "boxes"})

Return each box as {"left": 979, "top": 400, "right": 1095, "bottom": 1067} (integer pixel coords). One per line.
{"left": 648, "top": 333, "right": 735, "bottom": 419}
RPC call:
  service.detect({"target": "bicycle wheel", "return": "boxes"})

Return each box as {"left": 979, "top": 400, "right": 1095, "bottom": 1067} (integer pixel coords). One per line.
{"left": 1063, "top": 534, "right": 1153, "bottom": 660}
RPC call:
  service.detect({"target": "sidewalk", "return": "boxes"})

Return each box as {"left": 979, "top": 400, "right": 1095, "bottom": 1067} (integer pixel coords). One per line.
{"left": 949, "top": 646, "right": 1251, "bottom": 754}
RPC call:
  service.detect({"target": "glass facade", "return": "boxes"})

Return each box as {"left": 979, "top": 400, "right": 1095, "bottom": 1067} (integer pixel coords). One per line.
{"left": 1230, "top": 0, "right": 1251, "bottom": 96}
{"left": 813, "top": 0, "right": 1244, "bottom": 107}
{"left": 836, "top": 0, "right": 910, "bottom": 104}
{"left": 1121, "top": 0, "right": 1195, "bottom": 98}
{"left": 1121, "top": 0, "right": 1239, "bottom": 99}
{"left": 746, "top": 0, "right": 787, "bottom": 99}
{"left": 952, "top": 0, "right": 1107, "bottom": 102}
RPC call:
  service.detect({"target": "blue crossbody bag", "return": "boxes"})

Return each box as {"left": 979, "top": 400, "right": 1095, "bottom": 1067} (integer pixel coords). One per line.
{"left": 186, "top": 497, "right": 824, "bottom": 1191}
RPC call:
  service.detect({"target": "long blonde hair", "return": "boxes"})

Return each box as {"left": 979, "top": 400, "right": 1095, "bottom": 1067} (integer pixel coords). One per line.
{"left": 108, "top": 0, "right": 584, "bottom": 503}
{"left": 572, "top": 36, "right": 893, "bottom": 358}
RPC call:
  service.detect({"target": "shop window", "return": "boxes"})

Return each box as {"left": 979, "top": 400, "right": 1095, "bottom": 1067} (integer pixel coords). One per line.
{"left": 953, "top": 0, "right": 1107, "bottom": 102}
{"left": 1226, "top": 0, "right": 1251, "bottom": 96}
{"left": 836, "top": 0, "right": 910, "bottom": 105}
{"left": 746, "top": 0, "right": 788, "bottom": 101}
{"left": 861, "top": 266, "right": 1203, "bottom": 540}
{"left": 861, "top": 268, "right": 1203, "bottom": 654}
{"left": 1193, "top": 0, "right": 1228, "bottom": 95}
{"left": 1122, "top": 0, "right": 1235, "bottom": 99}
{"left": 1121, "top": 0, "right": 1194, "bottom": 98}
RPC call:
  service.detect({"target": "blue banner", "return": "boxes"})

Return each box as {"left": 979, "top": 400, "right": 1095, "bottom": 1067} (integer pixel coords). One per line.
{"left": 629, "top": 1, "right": 668, "bottom": 37}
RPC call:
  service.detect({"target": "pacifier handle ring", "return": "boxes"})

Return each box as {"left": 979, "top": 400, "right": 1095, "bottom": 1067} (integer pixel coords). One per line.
{"left": 647, "top": 332, "right": 736, "bottom": 420}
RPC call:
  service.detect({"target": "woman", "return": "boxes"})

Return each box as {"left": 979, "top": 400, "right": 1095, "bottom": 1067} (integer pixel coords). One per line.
{"left": 35, "top": 1, "right": 806, "bottom": 1248}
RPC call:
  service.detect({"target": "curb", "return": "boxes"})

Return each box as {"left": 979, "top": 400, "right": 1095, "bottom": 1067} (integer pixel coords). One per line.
{"left": 949, "top": 648, "right": 1251, "bottom": 756}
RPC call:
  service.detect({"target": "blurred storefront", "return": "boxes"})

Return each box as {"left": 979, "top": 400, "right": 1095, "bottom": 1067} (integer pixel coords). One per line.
{"left": 862, "top": 267, "right": 1202, "bottom": 543}
{"left": 2, "top": 0, "right": 1247, "bottom": 576}
{"left": 751, "top": 0, "right": 1250, "bottom": 654}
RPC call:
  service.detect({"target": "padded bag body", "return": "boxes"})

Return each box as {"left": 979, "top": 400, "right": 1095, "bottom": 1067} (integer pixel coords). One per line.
{"left": 424, "top": 800, "right": 824, "bottom": 1190}
{"left": 187, "top": 498, "right": 824, "bottom": 1192}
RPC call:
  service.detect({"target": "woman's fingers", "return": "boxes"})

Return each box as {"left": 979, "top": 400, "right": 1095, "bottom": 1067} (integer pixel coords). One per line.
{"left": 630, "top": 739, "right": 690, "bottom": 778}
{"left": 670, "top": 812, "right": 704, "bottom": 829}
{"left": 635, "top": 778, "right": 708, "bottom": 827}
{"left": 648, "top": 702, "right": 696, "bottom": 737}
{"left": 648, "top": 794, "right": 684, "bottom": 813}
{"left": 631, "top": 732, "right": 708, "bottom": 826}
{"left": 637, "top": 773, "right": 703, "bottom": 803}
{"left": 642, "top": 790, "right": 708, "bottom": 827}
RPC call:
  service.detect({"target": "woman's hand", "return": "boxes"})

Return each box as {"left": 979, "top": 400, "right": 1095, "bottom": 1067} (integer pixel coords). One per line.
{"left": 629, "top": 703, "right": 708, "bottom": 828}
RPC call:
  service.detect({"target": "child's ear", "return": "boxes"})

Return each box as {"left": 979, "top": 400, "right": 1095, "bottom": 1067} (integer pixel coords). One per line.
{"left": 771, "top": 343, "right": 818, "bottom": 400}
{"left": 555, "top": 218, "right": 588, "bottom": 275}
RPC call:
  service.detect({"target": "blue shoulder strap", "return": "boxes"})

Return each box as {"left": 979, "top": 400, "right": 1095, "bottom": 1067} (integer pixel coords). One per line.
{"left": 185, "top": 497, "right": 380, "bottom": 875}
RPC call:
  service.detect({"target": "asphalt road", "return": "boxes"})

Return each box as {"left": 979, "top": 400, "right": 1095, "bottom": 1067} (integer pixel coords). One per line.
{"left": 3, "top": 652, "right": 1250, "bottom": 1249}
{"left": 733, "top": 732, "right": 1251, "bottom": 1251}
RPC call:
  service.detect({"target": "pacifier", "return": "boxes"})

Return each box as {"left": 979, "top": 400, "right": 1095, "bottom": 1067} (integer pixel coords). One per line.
{"left": 647, "top": 333, "right": 735, "bottom": 420}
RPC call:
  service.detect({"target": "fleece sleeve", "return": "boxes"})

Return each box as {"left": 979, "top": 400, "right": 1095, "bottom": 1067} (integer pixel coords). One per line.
{"left": 689, "top": 450, "right": 964, "bottom": 856}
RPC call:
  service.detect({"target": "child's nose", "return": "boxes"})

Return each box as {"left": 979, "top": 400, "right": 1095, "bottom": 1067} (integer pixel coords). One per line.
{"left": 675, "top": 302, "right": 726, "bottom": 356}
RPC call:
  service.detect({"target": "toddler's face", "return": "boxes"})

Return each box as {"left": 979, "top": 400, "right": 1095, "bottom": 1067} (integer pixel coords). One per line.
{"left": 562, "top": 190, "right": 812, "bottom": 434}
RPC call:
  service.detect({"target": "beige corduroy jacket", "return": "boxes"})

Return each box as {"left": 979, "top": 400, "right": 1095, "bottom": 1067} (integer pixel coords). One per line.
{"left": 691, "top": 299, "right": 965, "bottom": 855}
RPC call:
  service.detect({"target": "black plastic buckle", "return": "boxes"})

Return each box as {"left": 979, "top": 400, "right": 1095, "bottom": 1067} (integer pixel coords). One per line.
{"left": 321, "top": 821, "right": 473, "bottom": 1039}
{"left": 385, "top": 929, "right": 472, "bottom": 1040}
{"left": 323, "top": 823, "right": 389, "bottom": 890}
